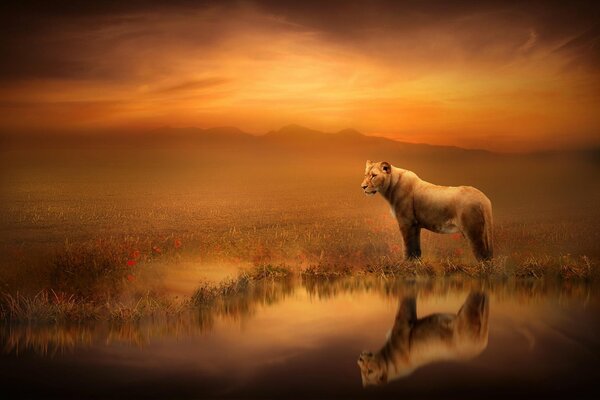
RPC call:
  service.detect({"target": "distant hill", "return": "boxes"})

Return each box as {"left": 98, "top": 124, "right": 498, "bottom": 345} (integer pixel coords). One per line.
{"left": 1, "top": 123, "right": 490, "bottom": 153}
{"left": 259, "top": 124, "right": 494, "bottom": 158}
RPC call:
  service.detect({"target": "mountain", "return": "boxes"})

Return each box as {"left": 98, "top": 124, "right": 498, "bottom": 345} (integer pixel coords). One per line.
{"left": 1, "top": 123, "right": 490, "bottom": 156}
{"left": 336, "top": 128, "right": 363, "bottom": 138}
{"left": 4, "top": 124, "right": 594, "bottom": 163}
{"left": 264, "top": 124, "right": 364, "bottom": 139}
{"left": 264, "top": 124, "right": 328, "bottom": 140}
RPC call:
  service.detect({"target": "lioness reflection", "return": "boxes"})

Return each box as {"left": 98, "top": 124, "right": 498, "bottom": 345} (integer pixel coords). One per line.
{"left": 358, "top": 291, "right": 489, "bottom": 387}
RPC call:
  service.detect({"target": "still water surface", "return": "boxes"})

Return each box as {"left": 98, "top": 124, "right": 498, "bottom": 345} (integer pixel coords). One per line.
{"left": 1, "top": 278, "right": 598, "bottom": 399}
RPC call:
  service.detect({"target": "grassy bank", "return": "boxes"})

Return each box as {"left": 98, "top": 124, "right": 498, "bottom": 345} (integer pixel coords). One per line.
{"left": 1, "top": 214, "right": 598, "bottom": 296}
{"left": 1, "top": 255, "right": 597, "bottom": 324}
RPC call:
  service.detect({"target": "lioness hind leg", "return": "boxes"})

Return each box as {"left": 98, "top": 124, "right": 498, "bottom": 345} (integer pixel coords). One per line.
{"left": 466, "top": 230, "right": 492, "bottom": 261}
{"left": 460, "top": 206, "right": 493, "bottom": 261}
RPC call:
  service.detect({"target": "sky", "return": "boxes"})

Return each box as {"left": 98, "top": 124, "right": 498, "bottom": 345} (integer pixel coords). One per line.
{"left": 1, "top": 0, "right": 599, "bottom": 152}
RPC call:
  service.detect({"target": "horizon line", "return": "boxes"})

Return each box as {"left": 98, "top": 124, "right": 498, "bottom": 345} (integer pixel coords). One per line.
{"left": 1, "top": 124, "right": 598, "bottom": 156}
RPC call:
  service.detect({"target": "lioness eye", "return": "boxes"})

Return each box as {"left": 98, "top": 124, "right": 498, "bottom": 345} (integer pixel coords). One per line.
{"left": 371, "top": 174, "right": 377, "bottom": 178}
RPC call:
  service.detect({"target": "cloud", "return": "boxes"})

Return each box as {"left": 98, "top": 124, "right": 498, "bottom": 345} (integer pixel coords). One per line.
{"left": 154, "top": 78, "right": 230, "bottom": 94}
{"left": 0, "top": 0, "right": 598, "bottom": 151}
{"left": 2, "top": 1, "right": 598, "bottom": 81}
{"left": 552, "top": 25, "right": 600, "bottom": 71}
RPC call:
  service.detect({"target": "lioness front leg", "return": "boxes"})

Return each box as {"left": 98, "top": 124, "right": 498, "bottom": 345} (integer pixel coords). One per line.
{"left": 400, "top": 225, "right": 421, "bottom": 260}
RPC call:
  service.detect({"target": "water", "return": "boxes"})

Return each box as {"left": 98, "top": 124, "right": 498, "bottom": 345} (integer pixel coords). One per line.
{"left": 1, "top": 278, "right": 599, "bottom": 399}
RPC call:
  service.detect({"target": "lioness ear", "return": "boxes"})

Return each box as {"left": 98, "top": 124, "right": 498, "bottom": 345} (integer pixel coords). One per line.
{"left": 381, "top": 161, "right": 391, "bottom": 173}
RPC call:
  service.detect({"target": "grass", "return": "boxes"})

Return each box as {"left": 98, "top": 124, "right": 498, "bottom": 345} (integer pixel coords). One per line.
{"left": 1, "top": 214, "right": 597, "bottom": 323}
{"left": 2, "top": 216, "right": 598, "bottom": 297}
{"left": 512, "top": 255, "right": 594, "bottom": 280}
{"left": 48, "top": 241, "right": 130, "bottom": 299}
{"left": 190, "top": 264, "right": 293, "bottom": 308}
{"left": 1, "top": 254, "right": 597, "bottom": 324}
{"left": 0, "top": 146, "right": 598, "bottom": 324}
{"left": 191, "top": 276, "right": 252, "bottom": 307}
{"left": 0, "top": 264, "right": 294, "bottom": 323}
{"left": 0, "top": 289, "right": 190, "bottom": 324}
{"left": 0, "top": 290, "right": 101, "bottom": 323}
{"left": 2, "top": 157, "right": 598, "bottom": 297}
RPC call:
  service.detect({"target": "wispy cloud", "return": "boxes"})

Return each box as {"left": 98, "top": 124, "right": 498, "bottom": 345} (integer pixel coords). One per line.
{"left": 0, "top": 1, "right": 598, "bottom": 151}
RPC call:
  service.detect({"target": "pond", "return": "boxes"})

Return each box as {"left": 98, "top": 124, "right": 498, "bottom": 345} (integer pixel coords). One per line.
{"left": 1, "top": 277, "right": 598, "bottom": 399}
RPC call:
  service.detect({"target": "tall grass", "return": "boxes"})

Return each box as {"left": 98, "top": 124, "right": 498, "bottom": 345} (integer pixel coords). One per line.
{"left": 0, "top": 290, "right": 101, "bottom": 323}
{"left": 1, "top": 255, "right": 596, "bottom": 325}
{"left": 49, "top": 241, "right": 129, "bottom": 299}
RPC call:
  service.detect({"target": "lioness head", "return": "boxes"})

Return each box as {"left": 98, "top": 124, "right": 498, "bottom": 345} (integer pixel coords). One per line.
{"left": 361, "top": 160, "right": 392, "bottom": 196}
{"left": 357, "top": 351, "right": 388, "bottom": 386}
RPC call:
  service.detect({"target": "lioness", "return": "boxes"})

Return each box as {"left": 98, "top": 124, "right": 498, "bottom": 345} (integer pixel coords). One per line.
{"left": 361, "top": 160, "right": 493, "bottom": 260}
{"left": 357, "top": 292, "right": 489, "bottom": 387}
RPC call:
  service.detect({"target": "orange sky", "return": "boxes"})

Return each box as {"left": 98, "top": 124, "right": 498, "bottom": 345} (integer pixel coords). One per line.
{"left": 1, "top": 1, "right": 599, "bottom": 152}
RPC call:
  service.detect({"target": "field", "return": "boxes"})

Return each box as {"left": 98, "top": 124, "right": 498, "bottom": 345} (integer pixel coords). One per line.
{"left": 1, "top": 130, "right": 599, "bottom": 320}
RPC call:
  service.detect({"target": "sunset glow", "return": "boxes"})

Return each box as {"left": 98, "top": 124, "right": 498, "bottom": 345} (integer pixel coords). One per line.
{"left": 1, "top": 1, "right": 599, "bottom": 151}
